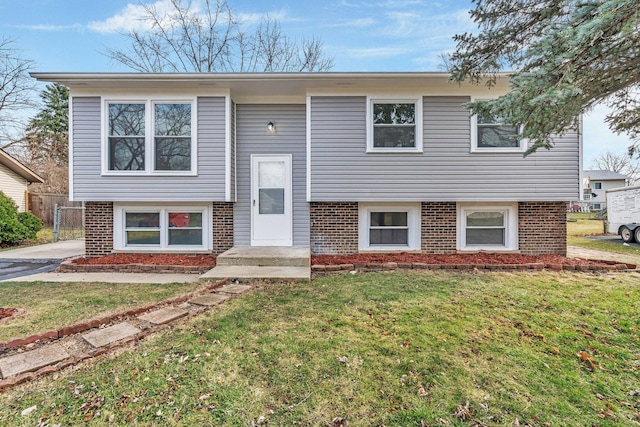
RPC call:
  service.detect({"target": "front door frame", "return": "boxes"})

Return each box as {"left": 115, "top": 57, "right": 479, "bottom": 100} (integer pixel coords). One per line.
{"left": 250, "top": 154, "right": 293, "bottom": 246}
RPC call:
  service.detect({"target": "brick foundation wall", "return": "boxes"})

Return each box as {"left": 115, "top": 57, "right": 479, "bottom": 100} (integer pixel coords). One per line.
{"left": 85, "top": 202, "right": 114, "bottom": 257}
{"left": 310, "top": 202, "right": 358, "bottom": 254}
{"left": 421, "top": 202, "right": 457, "bottom": 253}
{"left": 518, "top": 201, "right": 567, "bottom": 255}
{"left": 212, "top": 202, "right": 234, "bottom": 254}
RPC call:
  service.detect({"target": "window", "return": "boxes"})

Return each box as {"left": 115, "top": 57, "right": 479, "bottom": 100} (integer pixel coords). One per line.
{"left": 591, "top": 182, "right": 602, "bottom": 190}
{"left": 457, "top": 203, "right": 518, "bottom": 251}
{"left": 470, "top": 103, "right": 524, "bottom": 152}
{"left": 367, "top": 98, "right": 423, "bottom": 152}
{"left": 114, "top": 204, "right": 211, "bottom": 251}
{"left": 105, "top": 99, "right": 195, "bottom": 174}
{"left": 358, "top": 203, "right": 421, "bottom": 251}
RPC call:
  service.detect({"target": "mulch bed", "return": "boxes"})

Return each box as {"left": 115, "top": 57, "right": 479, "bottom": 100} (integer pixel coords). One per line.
{"left": 61, "top": 252, "right": 634, "bottom": 274}
{"left": 311, "top": 252, "right": 616, "bottom": 267}
{"left": 60, "top": 254, "right": 217, "bottom": 274}
{"left": 0, "top": 308, "right": 18, "bottom": 321}
{"left": 72, "top": 254, "right": 217, "bottom": 267}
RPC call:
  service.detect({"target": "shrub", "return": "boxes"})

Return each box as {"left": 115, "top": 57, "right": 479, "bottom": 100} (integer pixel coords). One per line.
{"left": 0, "top": 191, "right": 31, "bottom": 245}
{"left": 18, "top": 211, "right": 43, "bottom": 238}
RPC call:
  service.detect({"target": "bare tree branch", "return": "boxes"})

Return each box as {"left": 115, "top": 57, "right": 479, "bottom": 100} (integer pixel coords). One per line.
{"left": 103, "top": 0, "right": 333, "bottom": 72}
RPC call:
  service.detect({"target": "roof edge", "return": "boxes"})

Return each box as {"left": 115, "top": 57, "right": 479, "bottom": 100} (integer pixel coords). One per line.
{"left": 0, "top": 150, "right": 45, "bottom": 183}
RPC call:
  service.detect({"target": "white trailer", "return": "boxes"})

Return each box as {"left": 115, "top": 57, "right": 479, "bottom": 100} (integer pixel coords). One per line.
{"left": 606, "top": 185, "right": 640, "bottom": 242}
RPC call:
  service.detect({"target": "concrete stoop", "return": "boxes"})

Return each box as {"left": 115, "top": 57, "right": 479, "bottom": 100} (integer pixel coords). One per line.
{"left": 203, "top": 246, "right": 310, "bottom": 281}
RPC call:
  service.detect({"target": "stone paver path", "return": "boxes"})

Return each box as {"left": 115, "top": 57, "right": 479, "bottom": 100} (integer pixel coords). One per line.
{"left": 189, "top": 293, "right": 231, "bottom": 306}
{"left": 0, "top": 279, "right": 256, "bottom": 387}
{"left": 139, "top": 307, "right": 188, "bottom": 326}
{"left": 0, "top": 344, "right": 70, "bottom": 378}
{"left": 83, "top": 323, "right": 141, "bottom": 348}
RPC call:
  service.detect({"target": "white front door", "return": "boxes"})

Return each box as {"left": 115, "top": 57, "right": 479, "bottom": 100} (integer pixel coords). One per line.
{"left": 251, "top": 154, "right": 293, "bottom": 246}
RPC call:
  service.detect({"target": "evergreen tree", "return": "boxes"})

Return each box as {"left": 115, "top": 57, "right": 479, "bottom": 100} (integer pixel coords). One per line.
{"left": 447, "top": 0, "right": 640, "bottom": 155}
{"left": 24, "top": 83, "right": 69, "bottom": 166}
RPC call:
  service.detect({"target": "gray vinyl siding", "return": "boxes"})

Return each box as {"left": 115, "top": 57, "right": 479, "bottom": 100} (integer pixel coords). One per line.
{"left": 310, "top": 96, "right": 580, "bottom": 202}
{"left": 71, "top": 96, "right": 227, "bottom": 202}
{"left": 234, "top": 104, "right": 309, "bottom": 247}
{"left": 229, "top": 100, "right": 236, "bottom": 201}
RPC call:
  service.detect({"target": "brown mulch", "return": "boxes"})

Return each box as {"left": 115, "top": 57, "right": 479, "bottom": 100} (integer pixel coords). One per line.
{"left": 311, "top": 252, "right": 619, "bottom": 267}
{"left": 0, "top": 308, "right": 18, "bottom": 321}
{"left": 72, "top": 254, "right": 217, "bottom": 267}
{"left": 69, "top": 252, "right": 625, "bottom": 269}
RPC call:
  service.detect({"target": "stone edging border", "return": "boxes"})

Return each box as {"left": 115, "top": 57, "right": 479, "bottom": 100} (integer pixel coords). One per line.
{"left": 0, "top": 278, "right": 231, "bottom": 390}
{"left": 56, "top": 257, "right": 213, "bottom": 274}
{"left": 0, "top": 278, "right": 228, "bottom": 357}
{"left": 311, "top": 260, "right": 636, "bottom": 274}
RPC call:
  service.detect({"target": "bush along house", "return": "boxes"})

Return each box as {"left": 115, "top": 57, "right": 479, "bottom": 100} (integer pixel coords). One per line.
{"left": 31, "top": 72, "right": 580, "bottom": 259}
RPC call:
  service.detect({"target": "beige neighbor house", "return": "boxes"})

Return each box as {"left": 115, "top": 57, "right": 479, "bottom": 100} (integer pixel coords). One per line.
{"left": 0, "top": 149, "right": 44, "bottom": 212}
{"left": 583, "top": 169, "right": 630, "bottom": 211}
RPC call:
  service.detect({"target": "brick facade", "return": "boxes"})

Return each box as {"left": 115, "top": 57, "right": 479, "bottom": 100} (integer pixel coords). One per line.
{"left": 421, "top": 202, "right": 457, "bottom": 253}
{"left": 212, "top": 202, "right": 234, "bottom": 254}
{"left": 310, "top": 202, "right": 358, "bottom": 254}
{"left": 85, "top": 202, "right": 114, "bottom": 257}
{"left": 84, "top": 201, "right": 234, "bottom": 257}
{"left": 84, "top": 200, "right": 566, "bottom": 257}
{"left": 518, "top": 201, "right": 567, "bottom": 255}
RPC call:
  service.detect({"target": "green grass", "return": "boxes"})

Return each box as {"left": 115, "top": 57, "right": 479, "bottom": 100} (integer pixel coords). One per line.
{"left": 1, "top": 271, "right": 639, "bottom": 426}
{"left": 0, "top": 281, "right": 205, "bottom": 342}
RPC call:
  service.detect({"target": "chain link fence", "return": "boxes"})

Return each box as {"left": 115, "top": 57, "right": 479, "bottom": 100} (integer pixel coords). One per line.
{"left": 53, "top": 204, "right": 85, "bottom": 242}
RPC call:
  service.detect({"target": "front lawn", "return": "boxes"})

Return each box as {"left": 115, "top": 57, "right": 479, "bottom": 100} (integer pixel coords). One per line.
{"left": 0, "top": 281, "right": 205, "bottom": 342}
{"left": 1, "top": 271, "right": 639, "bottom": 426}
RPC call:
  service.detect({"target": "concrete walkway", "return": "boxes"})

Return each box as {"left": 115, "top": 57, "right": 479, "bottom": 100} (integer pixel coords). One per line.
{"left": 567, "top": 245, "right": 640, "bottom": 266}
{"left": 0, "top": 239, "right": 85, "bottom": 260}
{"left": 1, "top": 272, "right": 201, "bottom": 284}
{"left": 0, "top": 281, "right": 253, "bottom": 388}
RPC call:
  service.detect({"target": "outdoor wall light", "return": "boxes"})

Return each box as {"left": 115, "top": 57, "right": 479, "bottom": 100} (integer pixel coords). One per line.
{"left": 267, "top": 121, "right": 276, "bottom": 132}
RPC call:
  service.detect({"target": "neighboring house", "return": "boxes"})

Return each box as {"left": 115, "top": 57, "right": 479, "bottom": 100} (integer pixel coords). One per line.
{"left": 31, "top": 72, "right": 580, "bottom": 257}
{"left": 583, "top": 170, "right": 629, "bottom": 211}
{"left": 0, "top": 149, "right": 44, "bottom": 212}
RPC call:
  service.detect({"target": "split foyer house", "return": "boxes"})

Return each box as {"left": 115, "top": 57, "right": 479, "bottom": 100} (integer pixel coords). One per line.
{"left": 31, "top": 72, "right": 580, "bottom": 257}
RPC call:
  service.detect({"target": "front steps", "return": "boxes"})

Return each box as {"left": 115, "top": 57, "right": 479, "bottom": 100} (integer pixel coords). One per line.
{"left": 201, "top": 246, "right": 310, "bottom": 281}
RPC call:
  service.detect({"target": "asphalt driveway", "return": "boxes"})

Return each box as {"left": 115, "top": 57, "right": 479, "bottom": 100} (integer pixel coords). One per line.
{"left": 588, "top": 234, "right": 640, "bottom": 248}
{"left": 0, "top": 240, "right": 85, "bottom": 281}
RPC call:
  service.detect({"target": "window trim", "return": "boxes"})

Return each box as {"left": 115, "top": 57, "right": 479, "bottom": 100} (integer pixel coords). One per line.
{"left": 358, "top": 203, "right": 421, "bottom": 251}
{"left": 113, "top": 203, "right": 212, "bottom": 252}
{"left": 366, "top": 97, "right": 423, "bottom": 153}
{"left": 457, "top": 203, "right": 518, "bottom": 251}
{"left": 102, "top": 97, "right": 197, "bottom": 176}
{"left": 469, "top": 97, "right": 526, "bottom": 153}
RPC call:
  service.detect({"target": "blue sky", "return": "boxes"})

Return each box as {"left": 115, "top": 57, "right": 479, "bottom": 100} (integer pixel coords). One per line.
{"left": 0, "top": 0, "right": 632, "bottom": 167}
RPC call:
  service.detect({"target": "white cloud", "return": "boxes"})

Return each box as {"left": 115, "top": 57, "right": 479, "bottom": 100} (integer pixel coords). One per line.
{"left": 87, "top": 0, "right": 186, "bottom": 34}
{"left": 345, "top": 46, "right": 413, "bottom": 58}
{"left": 237, "top": 9, "right": 292, "bottom": 26}
{"left": 13, "top": 23, "right": 85, "bottom": 32}
{"left": 327, "top": 17, "right": 376, "bottom": 28}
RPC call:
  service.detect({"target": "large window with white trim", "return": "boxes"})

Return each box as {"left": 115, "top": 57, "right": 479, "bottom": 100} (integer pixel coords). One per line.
{"left": 114, "top": 204, "right": 211, "bottom": 251}
{"left": 367, "top": 98, "right": 423, "bottom": 152}
{"left": 457, "top": 203, "right": 518, "bottom": 251}
{"left": 105, "top": 99, "right": 196, "bottom": 174}
{"left": 359, "top": 203, "right": 421, "bottom": 251}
